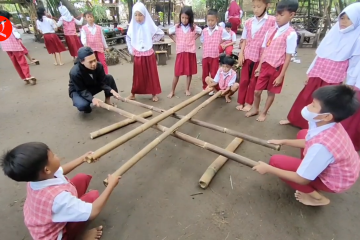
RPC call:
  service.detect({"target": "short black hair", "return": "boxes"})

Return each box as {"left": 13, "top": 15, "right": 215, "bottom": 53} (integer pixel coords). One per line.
{"left": 78, "top": 46, "right": 94, "bottom": 62}
{"left": 222, "top": 56, "right": 236, "bottom": 66}
{"left": 178, "top": 6, "right": 195, "bottom": 31}
{"left": 83, "top": 11, "right": 93, "bottom": 18}
{"left": 0, "top": 10, "right": 11, "bottom": 19}
{"left": 225, "top": 22, "right": 232, "bottom": 28}
{"left": 207, "top": 9, "right": 218, "bottom": 17}
{"left": 1, "top": 142, "right": 50, "bottom": 182}
{"left": 313, "top": 85, "right": 360, "bottom": 122}
{"left": 276, "top": 0, "right": 299, "bottom": 14}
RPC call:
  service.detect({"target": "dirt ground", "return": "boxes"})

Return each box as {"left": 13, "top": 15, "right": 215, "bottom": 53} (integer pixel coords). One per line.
{"left": 0, "top": 35, "right": 359, "bottom": 240}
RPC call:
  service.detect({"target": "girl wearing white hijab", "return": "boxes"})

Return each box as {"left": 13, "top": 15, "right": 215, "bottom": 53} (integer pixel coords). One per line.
{"left": 280, "top": 2, "right": 360, "bottom": 129}
{"left": 57, "top": 4, "right": 83, "bottom": 58}
{"left": 126, "top": 1, "right": 164, "bottom": 102}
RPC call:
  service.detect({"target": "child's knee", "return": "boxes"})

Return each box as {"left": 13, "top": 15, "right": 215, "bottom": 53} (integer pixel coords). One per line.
{"left": 205, "top": 76, "right": 212, "bottom": 84}
{"left": 254, "top": 90, "right": 262, "bottom": 97}
{"left": 269, "top": 155, "right": 282, "bottom": 167}
{"left": 232, "top": 83, "right": 239, "bottom": 90}
{"left": 297, "top": 129, "right": 308, "bottom": 140}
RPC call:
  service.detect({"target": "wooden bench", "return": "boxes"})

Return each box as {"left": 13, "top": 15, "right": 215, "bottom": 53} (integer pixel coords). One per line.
{"left": 297, "top": 29, "right": 319, "bottom": 48}
{"left": 156, "top": 50, "right": 168, "bottom": 65}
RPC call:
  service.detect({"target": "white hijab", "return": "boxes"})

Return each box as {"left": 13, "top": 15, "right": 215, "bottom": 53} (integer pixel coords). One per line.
{"left": 316, "top": 2, "right": 360, "bottom": 61}
{"left": 58, "top": 5, "right": 73, "bottom": 22}
{"left": 127, "top": 1, "right": 158, "bottom": 52}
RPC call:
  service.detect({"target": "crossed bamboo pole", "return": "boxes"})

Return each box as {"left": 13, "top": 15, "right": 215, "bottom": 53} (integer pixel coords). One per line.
{"left": 114, "top": 96, "right": 280, "bottom": 151}
{"left": 86, "top": 90, "right": 211, "bottom": 163}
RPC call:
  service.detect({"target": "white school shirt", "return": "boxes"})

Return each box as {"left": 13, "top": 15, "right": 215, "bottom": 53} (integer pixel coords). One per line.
{"left": 241, "top": 13, "right": 269, "bottom": 40}
{"left": 168, "top": 24, "right": 202, "bottom": 35}
{"left": 296, "top": 122, "right": 336, "bottom": 180}
{"left": 261, "top": 22, "right": 297, "bottom": 54}
{"left": 200, "top": 25, "right": 230, "bottom": 43}
{"left": 347, "top": 54, "right": 360, "bottom": 88}
{"left": 29, "top": 167, "right": 92, "bottom": 240}
{"left": 57, "top": 17, "right": 83, "bottom": 27}
{"left": 213, "top": 69, "right": 236, "bottom": 87}
{"left": 36, "top": 17, "right": 57, "bottom": 34}
{"left": 80, "top": 23, "right": 108, "bottom": 49}
{"left": 223, "top": 30, "right": 237, "bottom": 42}
{"left": 11, "top": 22, "right": 21, "bottom": 39}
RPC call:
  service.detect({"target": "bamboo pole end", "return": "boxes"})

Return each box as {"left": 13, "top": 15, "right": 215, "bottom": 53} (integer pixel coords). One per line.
{"left": 85, "top": 156, "right": 94, "bottom": 163}
{"left": 103, "top": 178, "right": 108, "bottom": 187}
{"left": 275, "top": 144, "right": 281, "bottom": 151}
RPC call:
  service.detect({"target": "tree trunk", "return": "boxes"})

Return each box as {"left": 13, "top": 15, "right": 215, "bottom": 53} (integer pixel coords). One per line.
{"left": 127, "top": 0, "right": 134, "bottom": 22}
{"left": 320, "top": 0, "right": 333, "bottom": 39}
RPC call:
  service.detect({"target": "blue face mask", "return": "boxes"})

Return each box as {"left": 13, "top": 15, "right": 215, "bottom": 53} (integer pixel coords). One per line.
{"left": 301, "top": 107, "right": 329, "bottom": 123}
{"left": 339, "top": 24, "right": 354, "bottom": 33}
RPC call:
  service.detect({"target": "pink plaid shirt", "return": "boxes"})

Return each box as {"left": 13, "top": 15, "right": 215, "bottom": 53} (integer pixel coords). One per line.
{"left": 218, "top": 69, "right": 237, "bottom": 90}
{"left": 262, "top": 26, "right": 295, "bottom": 68}
{"left": 307, "top": 57, "right": 349, "bottom": 83}
{"left": 24, "top": 182, "right": 78, "bottom": 240}
{"left": 0, "top": 31, "right": 23, "bottom": 52}
{"left": 244, "top": 16, "right": 276, "bottom": 62}
{"left": 175, "top": 24, "right": 197, "bottom": 54}
{"left": 82, "top": 25, "right": 104, "bottom": 53}
{"left": 202, "top": 27, "right": 224, "bottom": 58}
{"left": 62, "top": 18, "right": 77, "bottom": 35}
{"left": 304, "top": 123, "right": 360, "bottom": 193}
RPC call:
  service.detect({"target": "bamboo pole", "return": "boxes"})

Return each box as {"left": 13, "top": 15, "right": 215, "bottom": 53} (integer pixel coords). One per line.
{"left": 199, "top": 138, "right": 243, "bottom": 189}
{"left": 104, "top": 91, "right": 222, "bottom": 184}
{"left": 114, "top": 96, "right": 280, "bottom": 151}
{"left": 89, "top": 111, "right": 153, "bottom": 139}
{"left": 100, "top": 102, "right": 258, "bottom": 186}
{"left": 86, "top": 90, "right": 211, "bottom": 163}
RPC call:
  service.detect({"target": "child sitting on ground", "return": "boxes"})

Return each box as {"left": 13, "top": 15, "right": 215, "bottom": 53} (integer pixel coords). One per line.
{"left": 219, "top": 22, "right": 237, "bottom": 56}
{"left": 253, "top": 85, "right": 360, "bottom": 206}
{"left": 0, "top": 142, "right": 120, "bottom": 240}
{"left": 205, "top": 56, "right": 239, "bottom": 103}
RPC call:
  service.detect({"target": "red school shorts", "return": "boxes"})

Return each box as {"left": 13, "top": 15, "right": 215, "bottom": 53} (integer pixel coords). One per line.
{"left": 255, "top": 62, "right": 284, "bottom": 94}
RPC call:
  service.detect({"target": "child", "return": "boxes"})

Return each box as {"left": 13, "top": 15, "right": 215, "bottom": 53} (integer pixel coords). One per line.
{"left": 0, "top": 142, "right": 120, "bottom": 239}
{"left": 81, "top": 11, "right": 109, "bottom": 74}
{"left": 227, "top": 0, "right": 243, "bottom": 33}
{"left": 253, "top": 85, "right": 360, "bottom": 206}
{"left": 236, "top": 0, "right": 276, "bottom": 112}
{"left": 36, "top": 7, "right": 66, "bottom": 66}
{"left": 126, "top": 2, "right": 164, "bottom": 102}
{"left": 205, "top": 56, "right": 239, "bottom": 103}
{"left": 168, "top": 6, "right": 202, "bottom": 98}
{"left": 279, "top": 2, "right": 360, "bottom": 128}
{"left": 245, "top": 0, "right": 298, "bottom": 122}
{"left": 0, "top": 10, "right": 37, "bottom": 84}
{"left": 9, "top": 13, "right": 39, "bottom": 65}
{"left": 57, "top": 4, "right": 83, "bottom": 59}
{"left": 341, "top": 48, "right": 360, "bottom": 151}
{"left": 200, "top": 9, "right": 230, "bottom": 93}
{"left": 219, "top": 22, "right": 236, "bottom": 56}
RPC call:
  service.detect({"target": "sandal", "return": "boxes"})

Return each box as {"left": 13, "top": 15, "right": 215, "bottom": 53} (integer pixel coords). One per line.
{"left": 26, "top": 77, "right": 37, "bottom": 85}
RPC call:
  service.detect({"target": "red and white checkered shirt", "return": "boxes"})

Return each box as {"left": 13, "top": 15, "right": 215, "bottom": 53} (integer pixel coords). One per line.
{"left": 24, "top": 182, "right": 78, "bottom": 240}
{"left": 62, "top": 18, "right": 77, "bottom": 35}
{"left": 202, "top": 27, "right": 224, "bottom": 58}
{"left": 82, "top": 25, "right": 104, "bottom": 53}
{"left": 175, "top": 24, "right": 197, "bottom": 54}
{"left": 262, "top": 26, "right": 295, "bottom": 68}
{"left": 0, "top": 31, "right": 23, "bottom": 52}
{"left": 304, "top": 123, "right": 360, "bottom": 193}
{"left": 307, "top": 57, "right": 349, "bottom": 83}
{"left": 244, "top": 16, "right": 276, "bottom": 62}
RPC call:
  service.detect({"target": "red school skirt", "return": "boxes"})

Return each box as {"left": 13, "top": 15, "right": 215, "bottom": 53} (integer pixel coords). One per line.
{"left": 287, "top": 77, "right": 340, "bottom": 129}
{"left": 341, "top": 88, "right": 360, "bottom": 151}
{"left": 175, "top": 52, "right": 197, "bottom": 77}
{"left": 132, "top": 53, "right": 162, "bottom": 95}
{"left": 43, "top": 33, "right": 66, "bottom": 54}
{"left": 65, "top": 35, "right": 83, "bottom": 57}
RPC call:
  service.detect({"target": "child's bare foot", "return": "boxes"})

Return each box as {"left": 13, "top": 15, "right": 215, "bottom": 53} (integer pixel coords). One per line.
{"left": 185, "top": 90, "right": 191, "bottom": 96}
{"left": 236, "top": 105, "right": 244, "bottom": 111}
{"left": 26, "top": 77, "right": 37, "bottom": 85}
{"left": 59, "top": 62, "right": 64, "bottom": 66}
{"left": 256, "top": 112, "right": 267, "bottom": 122}
{"left": 167, "top": 92, "right": 175, "bottom": 98}
{"left": 24, "top": 79, "right": 30, "bottom": 85}
{"left": 242, "top": 104, "right": 252, "bottom": 112}
{"left": 82, "top": 225, "right": 103, "bottom": 240}
{"left": 245, "top": 108, "right": 259, "bottom": 118}
{"left": 294, "top": 191, "right": 330, "bottom": 206}
{"left": 279, "top": 119, "right": 290, "bottom": 125}
{"left": 127, "top": 94, "right": 136, "bottom": 100}
{"left": 225, "top": 96, "right": 232, "bottom": 103}
{"left": 54, "top": 62, "right": 58, "bottom": 66}
{"left": 152, "top": 95, "right": 159, "bottom": 102}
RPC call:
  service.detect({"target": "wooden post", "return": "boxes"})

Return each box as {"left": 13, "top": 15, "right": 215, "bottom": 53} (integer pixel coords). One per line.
{"left": 199, "top": 138, "right": 243, "bottom": 189}
{"left": 104, "top": 91, "right": 222, "bottom": 183}
{"left": 112, "top": 96, "right": 281, "bottom": 151}
{"left": 100, "top": 102, "right": 258, "bottom": 186}
{"left": 89, "top": 111, "right": 153, "bottom": 139}
{"left": 85, "top": 90, "right": 211, "bottom": 163}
